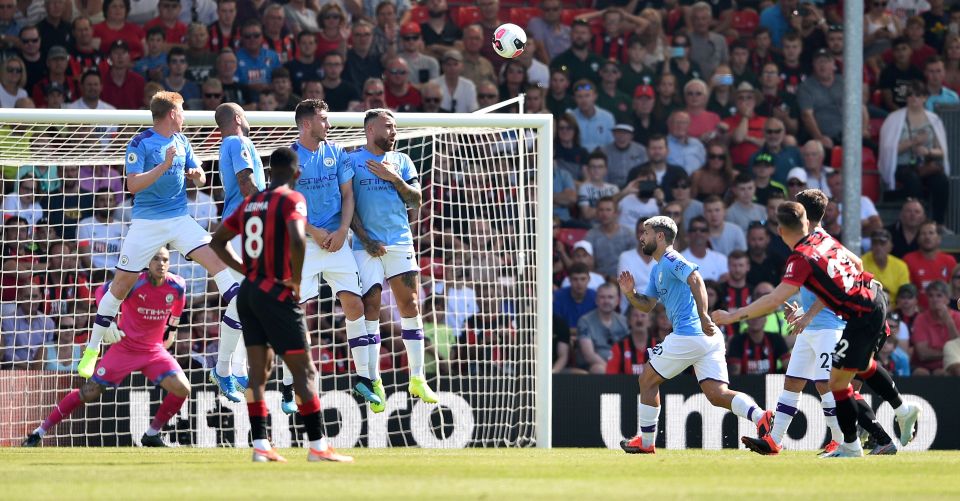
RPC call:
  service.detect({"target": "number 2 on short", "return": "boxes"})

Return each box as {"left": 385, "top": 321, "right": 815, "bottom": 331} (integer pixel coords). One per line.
{"left": 835, "top": 339, "right": 849, "bottom": 359}
{"left": 819, "top": 353, "right": 830, "bottom": 369}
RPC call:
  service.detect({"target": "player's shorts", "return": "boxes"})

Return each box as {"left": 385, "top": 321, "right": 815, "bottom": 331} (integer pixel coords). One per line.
{"left": 300, "top": 238, "right": 362, "bottom": 301}
{"left": 354, "top": 245, "right": 420, "bottom": 295}
{"left": 647, "top": 332, "right": 728, "bottom": 383}
{"left": 117, "top": 216, "right": 211, "bottom": 273}
{"left": 90, "top": 342, "right": 182, "bottom": 387}
{"left": 833, "top": 281, "right": 888, "bottom": 371}
{"left": 236, "top": 280, "right": 308, "bottom": 355}
{"left": 785, "top": 328, "right": 842, "bottom": 381}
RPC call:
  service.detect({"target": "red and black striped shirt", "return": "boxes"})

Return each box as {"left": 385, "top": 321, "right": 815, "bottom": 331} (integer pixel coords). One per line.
{"left": 781, "top": 230, "right": 877, "bottom": 319}
{"left": 222, "top": 186, "right": 306, "bottom": 303}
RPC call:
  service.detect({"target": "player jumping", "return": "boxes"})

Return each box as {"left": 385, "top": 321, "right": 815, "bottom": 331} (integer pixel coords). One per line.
{"left": 207, "top": 102, "right": 267, "bottom": 402}
{"left": 210, "top": 146, "right": 352, "bottom": 463}
{"left": 712, "top": 202, "right": 920, "bottom": 458}
{"left": 23, "top": 248, "right": 188, "bottom": 448}
{"left": 350, "top": 109, "right": 438, "bottom": 414}
{"left": 78, "top": 93, "right": 246, "bottom": 399}
{"left": 617, "top": 216, "right": 770, "bottom": 454}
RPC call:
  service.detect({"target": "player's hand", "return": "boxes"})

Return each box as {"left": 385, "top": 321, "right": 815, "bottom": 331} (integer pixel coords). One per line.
{"left": 282, "top": 279, "right": 301, "bottom": 302}
{"left": 162, "top": 143, "right": 176, "bottom": 168}
{"left": 323, "top": 228, "right": 347, "bottom": 252}
{"left": 309, "top": 227, "right": 331, "bottom": 247}
{"left": 790, "top": 312, "right": 813, "bottom": 335}
{"left": 783, "top": 301, "right": 802, "bottom": 323}
{"left": 365, "top": 240, "right": 387, "bottom": 257}
{"left": 185, "top": 168, "right": 202, "bottom": 181}
{"left": 617, "top": 271, "right": 635, "bottom": 293}
{"left": 367, "top": 159, "right": 402, "bottom": 183}
{"left": 711, "top": 309, "right": 734, "bottom": 325}
{"left": 700, "top": 318, "right": 719, "bottom": 337}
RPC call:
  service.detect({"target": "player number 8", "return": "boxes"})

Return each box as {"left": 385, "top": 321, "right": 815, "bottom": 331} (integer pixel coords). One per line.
{"left": 245, "top": 216, "right": 264, "bottom": 259}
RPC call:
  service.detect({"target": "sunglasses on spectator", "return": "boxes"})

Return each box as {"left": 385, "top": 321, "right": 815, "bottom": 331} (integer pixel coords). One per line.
{"left": 479, "top": 93, "right": 498, "bottom": 99}
{"left": 243, "top": 32, "right": 262, "bottom": 38}
{"left": 574, "top": 83, "right": 593, "bottom": 92}
{"left": 205, "top": 92, "right": 223, "bottom": 98}
{"left": 423, "top": 97, "right": 441, "bottom": 103}
{"left": 366, "top": 90, "right": 384, "bottom": 96}
{"left": 402, "top": 35, "right": 420, "bottom": 41}
{"left": 765, "top": 128, "right": 783, "bottom": 134}
{"left": 708, "top": 153, "right": 725, "bottom": 160}
{"left": 5, "top": 66, "right": 22, "bottom": 73}
{"left": 685, "top": 91, "right": 703, "bottom": 96}
{"left": 388, "top": 68, "right": 407, "bottom": 75}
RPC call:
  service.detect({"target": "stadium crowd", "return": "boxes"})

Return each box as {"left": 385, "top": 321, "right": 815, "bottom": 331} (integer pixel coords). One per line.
{"left": 1, "top": 0, "right": 960, "bottom": 380}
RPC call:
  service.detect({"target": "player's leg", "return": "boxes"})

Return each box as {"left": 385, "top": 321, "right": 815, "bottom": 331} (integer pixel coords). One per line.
{"left": 23, "top": 380, "right": 104, "bottom": 446}
{"left": 850, "top": 384, "right": 897, "bottom": 455}
{"left": 356, "top": 249, "right": 387, "bottom": 411}
{"left": 856, "top": 357, "right": 919, "bottom": 448}
{"left": 811, "top": 328, "right": 845, "bottom": 453}
{"left": 764, "top": 331, "right": 819, "bottom": 451}
{"left": 621, "top": 363, "right": 667, "bottom": 454}
{"left": 386, "top": 258, "right": 437, "bottom": 403}
{"left": 140, "top": 350, "right": 192, "bottom": 447}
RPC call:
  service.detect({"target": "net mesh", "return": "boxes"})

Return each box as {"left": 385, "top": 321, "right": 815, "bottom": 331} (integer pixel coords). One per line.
{"left": 0, "top": 114, "right": 543, "bottom": 448}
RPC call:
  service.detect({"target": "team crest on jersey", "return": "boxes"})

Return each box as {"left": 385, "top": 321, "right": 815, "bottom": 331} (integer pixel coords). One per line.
{"left": 295, "top": 201, "right": 307, "bottom": 216}
{"left": 658, "top": 271, "right": 663, "bottom": 285}
{"left": 126, "top": 152, "right": 137, "bottom": 164}
{"left": 323, "top": 157, "right": 335, "bottom": 168}
{"left": 119, "top": 255, "right": 129, "bottom": 266}
{"left": 96, "top": 367, "right": 106, "bottom": 376}
{"left": 241, "top": 148, "right": 251, "bottom": 161}
{"left": 165, "top": 293, "right": 174, "bottom": 304}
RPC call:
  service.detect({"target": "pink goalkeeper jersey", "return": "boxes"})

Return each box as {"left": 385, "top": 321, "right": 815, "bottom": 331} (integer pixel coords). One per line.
{"left": 95, "top": 272, "right": 186, "bottom": 350}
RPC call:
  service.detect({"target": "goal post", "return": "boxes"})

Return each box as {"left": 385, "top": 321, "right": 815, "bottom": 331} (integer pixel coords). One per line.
{"left": 0, "top": 109, "right": 554, "bottom": 448}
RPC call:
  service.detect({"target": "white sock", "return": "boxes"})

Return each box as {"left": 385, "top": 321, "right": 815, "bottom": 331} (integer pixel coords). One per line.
{"left": 894, "top": 402, "right": 912, "bottom": 419}
{"left": 88, "top": 289, "right": 123, "bottom": 350}
{"left": 216, "top": 299, "right": 243, "bottom": 377}
{"left": 731, "top": 393, "right": 763, "bottom": 424}
{"left": 310, "top": 436, "right": 328, "bottom": 451}
{"left": 281, "top": 360, "right": 294, "bottom": 386}
{"left": 231, "top": 342, "right": 248, "bottom": 378}
{"left": 771, "top": 390, "right": 801, "bottom": 445}
{"left": 253, "top": 438, "right": 272, "bottom": 451}
{"left": 145, "top": 426, "right": 160, "bottom": 437}
{"left": 366, "top": 320, "right": 381, "bottom": 381}
{"left": 820, "top": 391, "right": 843, "bottom": 442}
{"left": 400, "top": 316, "right": 425, "bottom": 378}
{"left": 212, "top": 269, "right": 238, "bottom": 298}
{"left": 638, "top": 403, "right": 660, "bottom": 448}
{"left": 346, "top": 317, "right": 369, "bottom": 379}
{"left": 33, "top": 427, "right": 45, "bottom": 437}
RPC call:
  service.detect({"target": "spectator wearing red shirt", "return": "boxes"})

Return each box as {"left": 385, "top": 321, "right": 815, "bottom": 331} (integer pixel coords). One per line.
{"left": 93, "top": 0, "right": 145, "bottom": 60}
{"left": 722, "top": 81, "right": 767, "bottom": 167}
{"left": 208, "top": 0, "right": 240, "bottom": 53}
{"left": 683, "top": 78, "right": 722, "bottom": 140}
{"left": 261, "top": 4, "right": 294, "bottom": 64}
{"left": 68, "top": 17, "right": 103, "bottom": 78}
{"left": 98, "top": 41, "right": 145, "bottom": 110}
{"left": 42, "top": 240, "right": 92, "bottom": 316}
{"left": 721, "top": 250, "right": 752, "bottom": 337}
{"left": 31, "top": 46, "right": 78, "bottom": 107}
{"left": 727, "top": 315, "right": 790, "bottom": 375}
{"left": 606, "top": 307, "right": 656, "bottom": 375}
{"left": 384, "top": 55, "right": 421, "bottom": 112}
{"left": 883, "top": 16, "right": 938, "bottom": 71}
{"left": 903, "top": 220, "right": 957, "bottom": 308}
{"left": 144, "top": 0, "right": 189, "bottom": 46}
{"left": 911, "top": 280, "right": 960, "bottom": 375}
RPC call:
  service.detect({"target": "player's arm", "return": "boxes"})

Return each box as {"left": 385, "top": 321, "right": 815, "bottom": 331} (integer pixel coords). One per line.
{"left": 791, "top": 298, "right": 825, "bottom": 335}
{"left": 236, "top": 168, "right": 260, "bottom": 197}
{"left": 323, "top": 180, "right": 354, "bottom": 252}
{"left": 163, "top": 314, "right": 181, "bottom": 350}
{"left": 286, "top": 217, "right": 307, "bottom": 300}
{"left": 713, "top": 282, "right": 800, "bottom": 325}
{"left": 350, "top": 211, "right": 386, "bottom": 256}
{"left": 617, "top": 271, "right": 657, "bottom": 313}
{"left": 210, "top": 221, "right": 243, "bottom": 276}
{"left": 686, "top": 269, "right": 718, "bottom": 336}
{"left": 365, "top": 158, "right": 422, "bottom": 207}
{"left": 126, "top": 143, "right": 176, "bottom": 194}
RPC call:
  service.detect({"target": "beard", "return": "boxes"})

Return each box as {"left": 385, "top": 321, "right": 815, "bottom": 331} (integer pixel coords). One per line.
{"left": 428, "top": 8, "right": 446, "bottom": 18}
{"left": 641, "top": 240, "right": 657, "bottom": 255}
{"left": 571, "top": 39, "right": 588, "bottom": 51}
{"left": 375, "top": 135, "right": 395, "bottom": 152}
{"left": 241, "top": 123, "right": 250, "bottom": 136}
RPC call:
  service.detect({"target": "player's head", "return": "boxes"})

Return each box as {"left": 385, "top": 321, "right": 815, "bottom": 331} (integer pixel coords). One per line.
{"left": 214, "top": 102, "right": 249, "bottom": 136}
{"left": 776, "top": 201, "right": 809, "bottom": 239}
{"left": 640, "top": 215, "right": 678, "bottom": 255}
{"left": 150, "top": 91, "right": 185, "bottom": 131}
{"left": 794, "top": 188, "right": 828, "bottom": 226}
{"left": 269, "top": 146, "right": 300, "bottom": 187}
{"left": 364, "top": 108, "right": 397, "bottom": 152}
{"left": 294, "top": 98, "right": 330, "bottom": 141}
{"left": 148, "top": 247, "right": 171, "bottom": 280}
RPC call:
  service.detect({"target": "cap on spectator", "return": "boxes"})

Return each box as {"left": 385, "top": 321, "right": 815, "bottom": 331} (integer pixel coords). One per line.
{"left": 754, "top": 152, "right": 774, "bottom": 165}
{"left": 897, "top": 283, "right": 918, "bottom": 298}
{"left": 613, "top": 123, "right": 634, "bottom": 133}
{"left": 44, "top": 81, "right": 65, "bottom": 95}
{"left": 110, "top": 39, "right": 130, "bottom": 53}
{"left": 736, "top": 81, "right": 755, "bottom": 93}
{"left": 812, "top": 48, "right": 832, "bottom": 61}
{"left": 442, "top": 49, "right": 463, "bottom": 63}
{"left": 572, "top": 240, "right": 594, "bottom": 256}
{"left": 872, "top": 228, "right": 892, "bottom": 242}
{"left": 400, "top": 22, "right": 421, "bottom": 35}
{"left": 47, "top": 45, "right": 69, "bottom": 61}
{"left": 786, "top": 167, "right": 808, "bottom": 183}
{"left": 634, "top": 84, "right": 655, "bottom": 98}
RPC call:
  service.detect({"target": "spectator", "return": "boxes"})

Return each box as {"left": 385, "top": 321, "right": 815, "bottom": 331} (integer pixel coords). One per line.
{"left": 460, "top": 24, "right": 496, "bottom": 88}
{"left": 1, "top": 223, "right": 35, "bottom": 262}
{"left": 0, "top": 284, "right": 54, "bottom": 370}
{"left": 100, "top": 40, "right": 145, "bottom": 110}
{"left": 726, "top": 173, "right": 766, "bottom": 231}
{"left": 595, "top": 60, "right": 630, "bottom": 122}
{"left": 382, "top": 56, "right": 420, "bottom": 112}
{"left": 554, "top": 113, "right": 588, "bottom": 181}
{"left": 208, "top": 0, "right": 239, "bottom": 53}
{"left": 752, "top": 118, "right": 803, "bottom": 183}
{"left": 706, "top": 69, "right": 737, "bottom": 119}
{"left": 681, "top": 215, "right": 728, "bottom": 281}
{"left": 653, "top": 73, "right": 682, "bottom": 124}
{"left": 527, "top": 0, "right": 570, "bottom": 62}
{"left": 720, "top": 250, "right": 752, "bottom": 334}
{"left": 756, "top": 62, "right": 801, "bottom": 137}
{"left": 903, "top": 220, "right": 957, "bottom": 307}
{"left": 880, "top": 36, "right": 926, "bottom": 110}
{"left": 0, "top": 0, "right": 20, "bottom": 51}
{"left": 419, "top": 80, "right": 446, "bottom": 112}
{"left": 881, "top": 313, "right": 913, "bottom": 376}
{"left": 16, "top": 164, "right": 59, "bottom": 194}
{"left": 44, "top": 165, "right": 94, "bottom": 240}
{"left": 798, "top": 140, "right": 833, "bottom": 194}
{"left": 215, "top": 49, "right": 255, "bottom": 108}
{"left": 895, "top": 16, "right": 938, "bottom": 69}
{"left": 498, "top": 59, "right": 529, "bottom": 106}
{"left": 76, "top": 189, "right": 125, "bottom": 273}
{"left": 684, "top": 78, "right": 722, "bottom": 140}
{"left": 616, "top": 169, "right": 661, "bottom": 237}
{"left": 431, "top": 49, "right": 477, "bottom": 113}
{"left": 911, "top": 280, "right": 960, "bottom": 375}
{"left": 577, "top": 283, "right": 628, "bottom": 374}
{"left": 821, "top": 198, "right": 843, "bottom": 239}
{"left": 301, "top": 79, "right": 324, "bottom": 100}
{"left": 577, "top": 153, "right": 618, "bottom": 221}
{"left": 785, "top": 167, "right": 808, "bottom": 200}
{"left": 545, "top": 68, "right": 573, "bottom": 119}
{"left": 30, "top": 46, "right": 76, "bottom": 108}
{"left": 398, "top": 22, "right": 439, "bottom": 85}
{"left": 750, "top": 153, "right": 788, "bottom": 205}
{"left": 144, "top": 0, "right": 188, "bottom": 47}
{"left": 262, "top": 3, "right": 293, "bottom": 64}
{"left": 618, "top": 218, "right": 656, "bottom": 300}
{"left": 185, "top": 23, "right": 216, "bottom": 81}
{"left": 2, "top": 176, "right": 43, "bottom": 225}
{"left": 163, "top": 48, "right": 201, "bottom": 109}
{"left": 668, "top": 175, "right": 704, "bottom": 223}
{"left": 690, "top": 141, "right": 734, "bottom": 201}
{"left": 798, "top": 49, "right": 844, "bottom": 150}
{"left": 606, "top": 307, "right": 654, "bottom": 375}
{"left": 925, "top": 55, "right": 959, "bottom": 110}
{"left": 42, "top": 240, "right": 92, "bottom": 317}
{"left": 560, "top": 241, "right": 606, "bottom": 290}
{"left": 0, "top": 55, "right": 26, "bottom": 107}
{"left": 661, "top": 33, "right": 701, "bottom": 92}
{"left": 703, "top": 195, "right": 747, "bottom": 254}
{"left": 553, "top": 262, "right": 597, "bottom": 336}
{"left": 93, "top": 0, "right": 145, "bottom": 60}
{"left": 728, "top": 39, "right": 758, "bottom": 87}
{"left": 68, "top": 17, "right": 102, "bottom": 78}
{"left": 258, "top": 90, "right": 279, "bottom": 110}
{"left": 661, "top": 202, "right": 689, "bottom": 252}
{"left": 568, "top": 79, "right": 615, "bottom": 152}
{"left": 723, "top": 82, "right": 767, "bottom": 168}
{"left": 778, "top": 33, "right": 807, "bottom": 95}
{"left": 283, "top": 31, "right": 323, "bottom": 96}
{"left": 864, "top": 228, "right": 912, "bottom": 305}
{"left": 550, "top": 20, "right": 604, "bottom": 86}
{"left": 420, "top": 0, "right": 461, "bottom": 60}
{"left": 727, "top": 314, "right": 790, "bottom": 375}
{"left": 135, "top": 27, "right": 170, "bottom": 82}
{"left": 553, "top": 314, "right": 574, "bottom": 373}
{"left": 666, "top": 110, "right": 706, "bottom": 175}
{"left": 18, "top": 26, "right": 44, "bottom": 91}
{"left": 270, "top": 67, "right": 298, "bottom": 111}
{"left": 625, "top": 134, "right": 685, "bottom": 200}
{"left": 688, "top": 1, "right": 729, "bottom": 76}
{"left": 879, "top": 80, "right": 950, "bottom": 224}
{"left": 523, "top": 83, "right": 548, "bottom": 113}
{"left": 826, "top": 170, "right": 884, "bottom": 248}
{"left": 865, "top": 0, "right": 902, "bottom": 58}
{"left": 759, "top": 0, "right": 799, "bottom": 48}
{"left": 602, "top": 124, "right": 647, "bottom": 187}
{"left": 199, "top": 77, "right": 224, "bottom": 110}
{"left": 945, "top": 33, "right": 960, "bottom": 90}
{"left": 235, "top": 19, "right": 280, "bottom": 93}
{"left": 585, "top": 197, "right": 635, "bottom": 277}
{"left": 619, "top": 38, "right": 657, "bottom": 96}
{"left": 922, "top": 0, "right": 948, "bottom": 50}
{"left": 896, "top": 283, "right": 922, "bottom": 334}
{"left": 350, "top": 77, "right": 387, "bottom": 112}
{"left": 629, "top": 84, "right": 666, "bottom": 145}
{"left": 283, "top": 0, "right": 317, "bottom": 35}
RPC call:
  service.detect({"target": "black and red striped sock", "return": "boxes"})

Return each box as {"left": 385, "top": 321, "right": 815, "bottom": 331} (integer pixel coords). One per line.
{"left": 247, "top": 401, "right": 269, "bottom": 441}
{"left": 298, "top": 395, "right": 323, "bottom": 442}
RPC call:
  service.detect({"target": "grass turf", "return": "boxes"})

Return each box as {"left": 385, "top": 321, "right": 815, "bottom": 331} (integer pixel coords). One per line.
{"left": 3, "top": 448, "right": 960, "bottom": 499}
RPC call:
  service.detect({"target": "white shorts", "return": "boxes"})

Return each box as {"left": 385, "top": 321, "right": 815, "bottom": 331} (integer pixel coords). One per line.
{"left": 785, "top": 328, "right": 842, "bottom": 382}
{"left": 300, "top": 238, "right": 362, "bottom": 301}
{"left": 117, "top": 216, "right": 211, "bottom": 273}
{"left": 648, "top": 333, "right": 729, "bottom": 383}
{"left": 354, "top": 245, "right": 420, "bottom": 295}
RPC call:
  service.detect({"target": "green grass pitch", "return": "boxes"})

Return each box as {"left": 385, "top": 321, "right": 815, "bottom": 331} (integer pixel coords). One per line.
{"left": 3, "top": 448, "right": 960, "bottom": 500}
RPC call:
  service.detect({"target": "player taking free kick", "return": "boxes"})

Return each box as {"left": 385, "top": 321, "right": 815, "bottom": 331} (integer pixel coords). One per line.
{"left": 210, "top": 147, "right": 352, "bottom": 463}
{"left": 23, "top": 248, "right": 189, "bottom": 448}
{"left": 617, "top": 216, "right": 770, "bottom": 454}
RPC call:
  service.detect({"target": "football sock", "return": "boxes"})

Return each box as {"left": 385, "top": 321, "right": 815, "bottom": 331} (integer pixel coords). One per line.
{"left": 346, "top": 317, "right": 370, "bottom": 379}
{"left": 281, "top": 360, "right": 294, "bottom": 386}
{"left": 247, "top": 401, "right": 269, "bottom": 441}
{"left": 731, "top": 393, "right": 763, "bottom": 424}
{"left": 40, "top": 389, "right": 84, "bottom": 433}
{"left": 638, "top": 403, "right": 660, "bottom": 448}
{"left": 820, "top": 391, "right": 843, "bottom": 443}
{"left": 855, "top": 393, "right": 892, "bottom": 445}
{"left": 89, "top": 290, "right": 122, "bottom": 349}
{"left": 253, "top": 438, "right": 272, "bottom": 451}
{"left": 366, "top": 320, "right": 381, "bottom": 381}
{"left": 231, "top": 342, "right": 248, "bottom": 378}
{"left": 145, "top": 427, "right": 160, "bottom": 437}
{"left": 299, "top": 395, "right": 323, "bottom": 442}
{"left": 833, "top": 385, "right": 859, "bottom": 444}
{"left": 310, "top": 436, "right": 329, "bottom": 452}
{"left": 858, "top": 360, "right": 903, "bottom": 409}
{"left": 150, "top": 394, "right": 186, "bottom": 432}
{"left": 771, "top": 390, "right": 801, "bottom": 445}
{"left": 401, "top": 316, "right": 425, "bottom": 378}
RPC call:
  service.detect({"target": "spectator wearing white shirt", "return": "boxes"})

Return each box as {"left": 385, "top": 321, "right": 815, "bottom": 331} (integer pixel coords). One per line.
{"left": 76, "top": 189, "right": 126, "bottom": 273}
{"left": 703, "top": 194, "right": 747, "bottom": 254}
{"left": 577, "top": 151, "right": 619, "bottom": 221}
{"left": 618, "top": 218, "right": 656, "bottom": 309}
{"left": 1, "top": 176, "right": 44, "bottom": 226}
{"left": 681, "top": 215, "right": 729, "bottom": 281}
{"left": 585, "top": 198, "right": 636, "bottom": 277}
{"left": 666, "top": 110, "right": 706, "bottom": 174}
{"left": 561, "top": 241, "right": 607, "bottom": 290}
{"left": 800, "top": 140, "right": 833, "bottom": 195}
{"left": 431, "top": 49, "right": 478, "bottom": 113}
{"left": 616, "top": 167, "right": 661, "bottom": 230}
{"left": 67, "top": 71, "right": 117, "bottom": 110}
{"left": 518, "top": 38, "right": 549, "bottom": 87}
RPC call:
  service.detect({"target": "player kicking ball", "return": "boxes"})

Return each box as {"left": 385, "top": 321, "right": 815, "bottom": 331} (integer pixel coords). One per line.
{"left": 350, "top": 109, "right": 438, "bottom": 413}
{"left": 23, "top": 248, "right": 188, "bottom": 448}
{"left": 78, "top": 92, "right": 246, "bottom": 401}
{"left": 617, "top": 216, "right": 770, "bottom": 454}
{"left": 712, "top": 202, "right": 920, "bottom": 458}
{"left": 211, "top": 147, "right": 352, "bottom": 463}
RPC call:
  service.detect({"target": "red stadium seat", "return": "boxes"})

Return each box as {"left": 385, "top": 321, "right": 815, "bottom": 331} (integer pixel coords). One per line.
{"left": 408, "top": 5, "right": 428, "bottom": 23}
{"left": 828, "top": 146, "right": 881, "bottom": 201}
{"left": 557, "top": 228, "right": 588, "bottom": 247}
{"left": 509, "top": 7, "right": 542, "bottom": 29}
{"left": 452, "top": 6, "right": 482, "bottom": 28}
{"left": 419, "top": 257, "right": 445, "bottom": 279}
{"left": 730, "top": 9, "right": 759, "bottom": 39}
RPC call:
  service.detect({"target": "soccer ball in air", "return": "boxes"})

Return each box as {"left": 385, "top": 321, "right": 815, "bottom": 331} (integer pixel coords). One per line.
{"left": 492, "top": 23, "right": 527, "bottom": 59}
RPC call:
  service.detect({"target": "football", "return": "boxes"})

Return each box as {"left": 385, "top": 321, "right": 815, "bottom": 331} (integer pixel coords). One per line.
{"left": 492, "top": 23, "right": 526, "bottom": 59}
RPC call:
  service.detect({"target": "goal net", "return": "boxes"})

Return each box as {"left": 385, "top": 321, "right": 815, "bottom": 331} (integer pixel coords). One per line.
{"left": 0, "top": 109, "right": 553, "bottom": 449}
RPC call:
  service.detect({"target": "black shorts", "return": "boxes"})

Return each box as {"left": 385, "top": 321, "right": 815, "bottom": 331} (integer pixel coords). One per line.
{"left": 236, "top": 280, "right": 308, "bottom": 355}
{"left": 832, "top": 281, "right": 888, "bottom": 372}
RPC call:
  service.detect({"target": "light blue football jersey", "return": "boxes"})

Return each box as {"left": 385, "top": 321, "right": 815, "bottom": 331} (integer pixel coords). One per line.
{"left": 799, "top": 286, "right": 847, "bottom": 331}
{"left": 292, "top": 141, "right": 354, "bottom": 232}
{"left": 124, "top": 128, "right": 201, "bottom": 220}
{"left": 350, "top": 147, "right": 417, "bottom": 249}
{"left": 220, "top": 135, "right": 265, "bottom": 219}
{"left": 644, "top": 249, "right": 705, "bottom": 336}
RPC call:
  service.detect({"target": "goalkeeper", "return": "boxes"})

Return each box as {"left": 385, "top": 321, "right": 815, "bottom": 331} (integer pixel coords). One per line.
{"left": 22, "top": 248, "right": 189, "bottom": 448}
